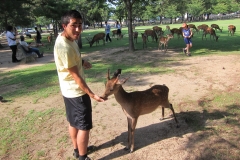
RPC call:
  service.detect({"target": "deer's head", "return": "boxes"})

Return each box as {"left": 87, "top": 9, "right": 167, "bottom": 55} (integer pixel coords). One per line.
{"left": 101, "top": 69, "right": 129, "bottom": 100}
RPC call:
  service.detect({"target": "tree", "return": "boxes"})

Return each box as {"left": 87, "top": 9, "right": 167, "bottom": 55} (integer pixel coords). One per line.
{"left": 187, "top": 0, "right": 205, "bottom": 21}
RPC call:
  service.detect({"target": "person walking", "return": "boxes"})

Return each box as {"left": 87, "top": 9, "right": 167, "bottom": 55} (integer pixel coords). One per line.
{"left": 105, "top": 21, "right": 111, "bottom": 43}
{"left": 35, "top": 27, "right": 44, "bottom": 47}
{"left": 182, "top": 23, "right": 193, "bottom": 56}
{"left": 54, "top": 10, "right": 105, "bottom": 160}
{"left": 116, "top": 21, "right": 122, "bottom": 40}
{"left": 6, "top": 25, "right": 20, "bottom": 63}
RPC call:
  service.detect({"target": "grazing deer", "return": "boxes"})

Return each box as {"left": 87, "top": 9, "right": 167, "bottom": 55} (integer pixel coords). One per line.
{"left": 101, "top": 69, "right": 179, "bottom": 153}
{"left": 47, "top": 33, "right": 53, "bottom": 45}
{"left": 112, "top": 30, "right": 117, "bottom": 38}
{"left": 144, "top": 29, "right": 158, "bottom": 42}
{"left": 211, "top": 24, "right": 222, "bottom": 32}
{"left": 158, "top": 34, "right": 173, "bottom": 52}
{"left": 152, "top": 26, "right": 162, "bottom": 33}
{"left": 187, "top": 24, "right": 198, "bottom": 33}
{"left": 228, "top": 25, "right": 236, "bottom": 36}
{"left": 170, "top": 28, "right": 182, "bottom": 39}
{"left": 141, "top": 33, "right": 147, "bottom": 49}
{"left": 133, "top": 31, "right": 138, "bottom": 43}
{"left": 166, "top": 25, "right": 170, "bottom": 32}
{"left": 197, "top": 24, "right": 208, "bottom": 32}
{"left": 86, "top": 33, "right": 105, "bottom": 47}
{"left": 202, "top": 27, "right": 219, "bottom": 41}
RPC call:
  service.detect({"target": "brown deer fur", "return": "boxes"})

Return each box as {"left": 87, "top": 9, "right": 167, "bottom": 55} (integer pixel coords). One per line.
{"left": 211, "top": 24, "right": 222, "bottom": 32}
{"left": 158, "top": 34, "right": 173, "bottom": 52}
{"left": 202, "top": 27, "right": 219, "bottom": 41}
{"left": 86, "top": 33, "right": 105, "bottom": 47}
{"left": 144, "top": 29, "right": 158, "bottom": 42}
{"left": 112, "top": 30, "right": 117, "bottom": 38}
{"left": 141, "top": 33, "right": 147, "bottom": 49}
{"left": 228, "top": 25, "right": 236, "bottom": 36}
{"left": 188, "top": 24, "right": 199, "bottom": 33}
{"left": 133, "top": 31, "right": 138, "bottom": 43}
{"left": 170, "top": 28, "right": 182, "bottom": 39}
{"left": 101, "top": 69, "right": 179, "bottom": 153}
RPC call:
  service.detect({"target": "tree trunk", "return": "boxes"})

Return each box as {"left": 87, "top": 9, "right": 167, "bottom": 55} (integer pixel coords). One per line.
{"left": 124, "top": 0, "right": 135, "bottom": 52}
{"left": 78, "top": 34, "right": 82, "bottom": 49}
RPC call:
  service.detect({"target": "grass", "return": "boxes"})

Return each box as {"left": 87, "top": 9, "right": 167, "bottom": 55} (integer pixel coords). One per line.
{"left": 0, "top": 18, "right": 240, "bottom": 159}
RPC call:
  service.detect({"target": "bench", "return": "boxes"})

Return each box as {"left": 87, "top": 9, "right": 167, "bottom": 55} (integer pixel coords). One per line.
{"left": 17, "top": 43, "right": 37, "bottom": 64}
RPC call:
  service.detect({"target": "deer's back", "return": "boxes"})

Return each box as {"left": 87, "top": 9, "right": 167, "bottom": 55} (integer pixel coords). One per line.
{"left": 117, "top": 85, "right": 169, "bottom": 116}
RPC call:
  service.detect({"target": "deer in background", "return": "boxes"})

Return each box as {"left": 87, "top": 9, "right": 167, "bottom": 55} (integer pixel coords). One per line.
{"left": 101, "top": 69, "right": 179, "bottom": 153}
{"left": 47, "top": 33, "right": 53, "bottom": 45}
{"left": 202, "top": 27, "right": 219, "bottom": 41}
{"left": 112, "top": 30, "right": 117, "bottom": 38}
{"left": 197, "top": 24, "right": 208, "bottom": 33}
{"left": 86, "top": 32, "right": 105, "bottom": 47}
{"left": 133, "top": 31, "right": 138, "bottom": 43}
{"left": 187, "top": 24, "right": 199, "bottom": 34}
{"left": 211, "top": 24, "right": 222, "bottom": 32}
{"left": 228, "top": 25, "right": 236, "bottom": 36}
{"left": 141, "top": 33, "right": 147, "bottom": 49}
{"left": 144, "top": 29, "right": 158, "bottom": 42}
{"left": 158, "top": 34, "right": 173, "bottom": 52}
{"left": 170, "top": 28, "right": 182, "bottom": 39}
{"left": 166, "top": 25, "right": 170, "bottom": 32}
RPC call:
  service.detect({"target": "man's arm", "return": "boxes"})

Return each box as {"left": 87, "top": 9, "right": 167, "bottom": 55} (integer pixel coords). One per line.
{"left": 68, "top": 66, "right": 104, "bottom": 102}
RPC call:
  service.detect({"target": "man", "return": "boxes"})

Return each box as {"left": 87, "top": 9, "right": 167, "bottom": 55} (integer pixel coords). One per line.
{"left": 105, "top": 21, "right": 111, "bottom": 42}
{"left": 35, "top": 27, "right": 44, "bottom": 47}
{"left": 54, "top": 10, "right": 105, "bottom": 160}
{"left": 19, "top": 36, "right": 43, "bottom": 58}
{"left": 182, "top": 23, "right": 193, "bottom": 56}
{"left": 6, "top": 25, "right": 20, "bottom": 63}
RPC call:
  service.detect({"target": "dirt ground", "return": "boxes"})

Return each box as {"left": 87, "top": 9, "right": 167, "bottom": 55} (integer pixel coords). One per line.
{"left": 0, "top": 40, "right": 240, "bottom": 160}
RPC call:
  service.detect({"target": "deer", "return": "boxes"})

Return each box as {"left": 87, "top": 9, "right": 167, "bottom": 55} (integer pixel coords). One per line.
{"left": 47, "top": 33, "right": 53, "bottom": 45}
{"left": 141, "top": 33, "right": 147, "bottom": 49}
{"left": 228, "top": 25, "right": 236, "bottom": 36}
{"left": 152, "top": 26, "right": 163, "bottom": 33}
{"left": 86, "top": 32, "right": 105, "bottom": 47}
{"left": 170, "top": 28, "right": 182, "bottom": 39}
{"left": 112, "top": 30, "right": 118, "bottom": 38}
{"left": 133, "top": 31, "right": 138, "bottom": 43}
{"left": 187, "top": 24, "right": 199, "bottom": 34}
{"left": 211, "top": 24, "right": 222, "bottom": 32}
{"left": 158, "top": 34, "right": 173, "bottom": 52}
{"left": 197, "top": 24, "right": 208, "bottom": 32}
{"left": 101, "top": 69, "right": 179, "bottom": 153}
{"left": 166, "top": 25, "right": 170, "bottom": 32}
{"left": 202, "top": 27, "right": 219, "bottom": 41}
{"left": 144, "top": 29, "right": 158, "bottom": 42}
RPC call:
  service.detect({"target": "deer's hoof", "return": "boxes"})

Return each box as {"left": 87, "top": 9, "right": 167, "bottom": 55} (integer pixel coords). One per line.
{"left": 124, "top": 147, "right": 129, "bottom": 151}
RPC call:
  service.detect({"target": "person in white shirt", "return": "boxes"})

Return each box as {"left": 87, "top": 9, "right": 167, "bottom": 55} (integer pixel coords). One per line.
{"left": 6, "top": 25, "right": 20, "bottom": 63}
{"left": 19, "top": 36, "right": 43, "bottom": 58}
{"left": 116, "top": 21, "right": 122, "bottom": 40}
{"left": 105, "top": 21, "right": 112, "bottom": 42}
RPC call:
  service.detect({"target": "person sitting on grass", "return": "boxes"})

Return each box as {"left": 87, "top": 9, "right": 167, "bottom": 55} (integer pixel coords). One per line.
{"left": 19, "top": 36, "right": 44, "bottom": 58}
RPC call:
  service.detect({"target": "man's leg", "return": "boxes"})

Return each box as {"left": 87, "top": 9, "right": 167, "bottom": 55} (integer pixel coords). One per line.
{"left": 77, "top": 130, "right": 90, "bottom": 159}
{"left": 69, "top": 124, "right": 78, "bottom": 150}
{"left": 29, "top": 48, "right": 41, "bottom": 57}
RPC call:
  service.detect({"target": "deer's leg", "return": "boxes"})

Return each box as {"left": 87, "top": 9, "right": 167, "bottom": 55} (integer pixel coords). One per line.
{"left": 129, "top": 117, "right": 138, "bottom": 153}
{"left": 160, "top": 106, "right": 165, "bottom": 120}
{"left": 169, "top": 103, "right": 179, "bottom": 128}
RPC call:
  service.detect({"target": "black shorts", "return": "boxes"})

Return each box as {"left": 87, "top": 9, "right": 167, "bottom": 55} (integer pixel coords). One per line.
{"left": 63, "top": 94, "right": 92, "bottom": 130}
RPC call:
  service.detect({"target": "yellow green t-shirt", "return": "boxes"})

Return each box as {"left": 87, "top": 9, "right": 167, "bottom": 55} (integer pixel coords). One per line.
{"left": 54, "top": 35, "right": 85, "bottom": 98}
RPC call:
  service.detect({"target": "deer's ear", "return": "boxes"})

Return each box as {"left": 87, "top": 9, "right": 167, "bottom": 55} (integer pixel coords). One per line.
{"left": 118, "top": 77, "right": 130, "bottom": 85}
{"left": 113, "top": 69, "right": 121, "bottom": 78}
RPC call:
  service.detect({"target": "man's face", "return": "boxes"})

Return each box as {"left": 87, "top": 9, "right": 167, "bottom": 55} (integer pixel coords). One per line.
{"left": 63, "top": 18, "right": 82, "bottom": 41}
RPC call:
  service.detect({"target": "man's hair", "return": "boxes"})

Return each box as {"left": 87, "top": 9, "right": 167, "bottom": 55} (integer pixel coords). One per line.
{"left": 61, "top": 10, "right": 82, "bottom": 25}
{"left": 6, "top": 25, "right": 13, "bottom": 31}
{"left": 20, "top": 36, "right": 25, "bottom": 41}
